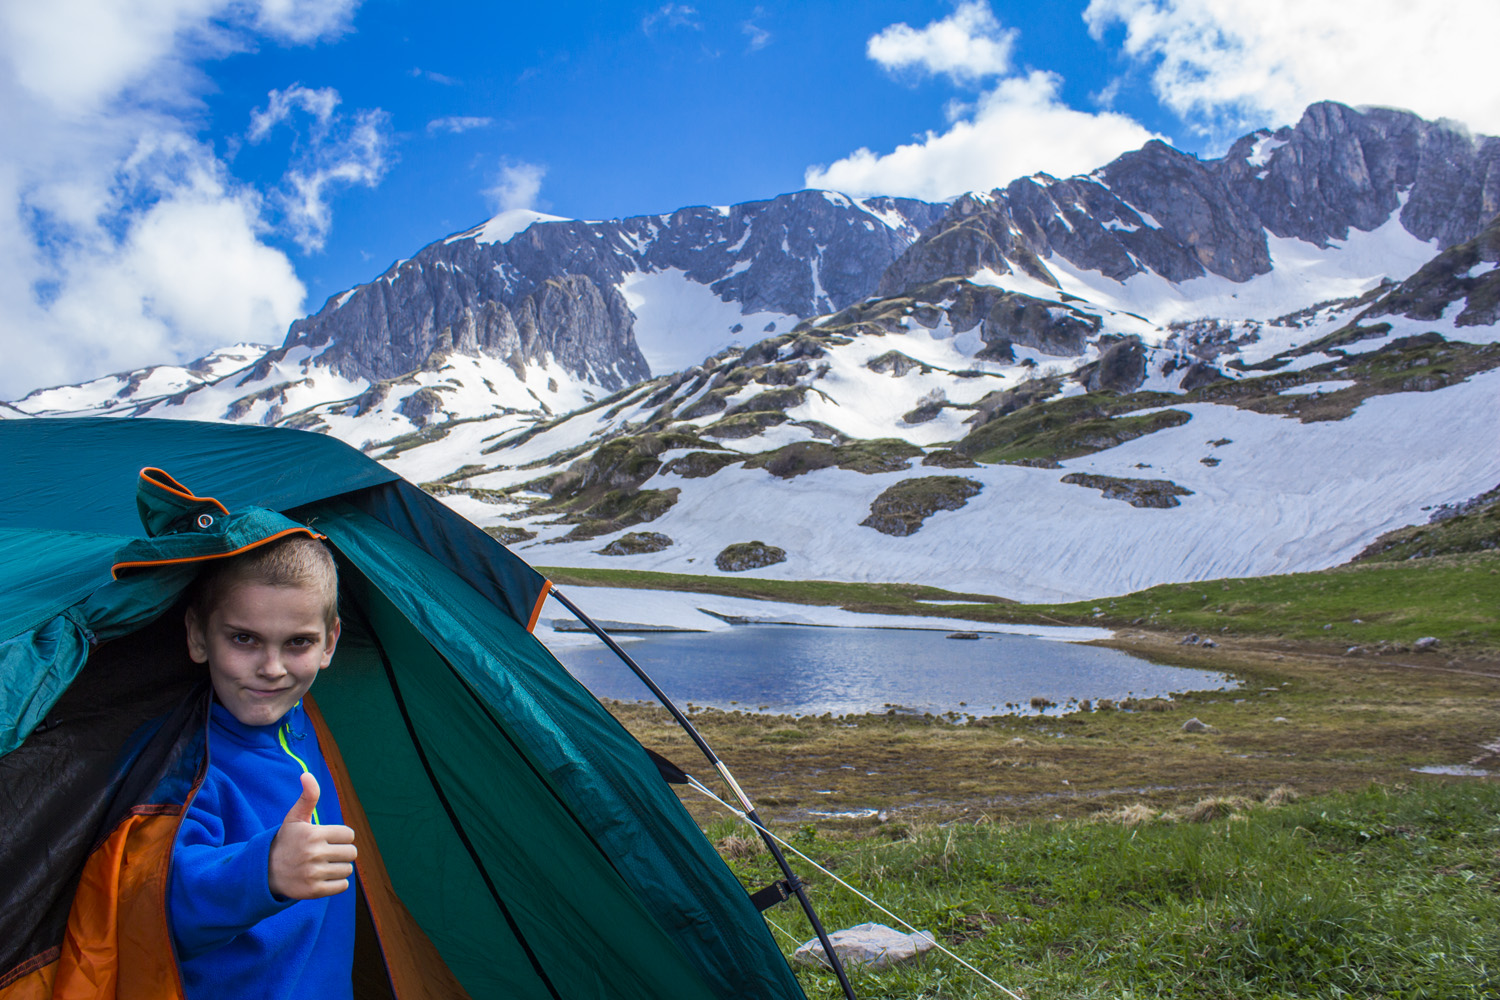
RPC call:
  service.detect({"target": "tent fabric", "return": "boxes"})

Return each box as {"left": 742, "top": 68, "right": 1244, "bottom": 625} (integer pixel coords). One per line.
{"left": 0, "top": 419, "right": 551, "bottom": 632}
{"left": 0, "top": 418, "right": 807, "bottom": 1000}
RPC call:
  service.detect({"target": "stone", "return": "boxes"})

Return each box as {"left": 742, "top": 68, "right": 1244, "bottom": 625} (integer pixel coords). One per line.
{"left": 1181, "top": 718, "right": 1214, "bottom": 733}
{"left": 860, "top": 476, "right": 983, "bottom": 536}
{"left": 1060, "top": 473, "right": 1194, "bottom": 509}
{"left": 1179, "top": 634, "right": 1201, "bottom": 645}
{"left": 714, "top": 541, "right": 786, "bottom": 572}
{"left": 793, "top": 923, "right": 937, "bottom": 971}
{"left": 1414, "top": 636, "right": 1441, "bottom": 651}
{"left": 595, "top": 531, "right": 673, "bottom": 556}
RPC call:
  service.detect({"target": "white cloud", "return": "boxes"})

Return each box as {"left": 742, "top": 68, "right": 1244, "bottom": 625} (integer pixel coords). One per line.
{"left": 254, "top": 0, "right": 360, "bottom": 43}
{"left": 409, "top": 66, "right": 459, "bottom": 86}
{"left": 867, "top": 1, "right": 1015, "bottom": 83}
{"left": 1084, "top": 0, "right": 1500, "bottom": 141}
{"left": 0, "top": 0, "right": 367, "bottom": 399}
{"left": 248, "top": 86, "right": 392, "bottom": 252}
{"left": 484, "top": 160, "right": 547, "bottom": 214}
{"left": 641, "top": 4, "right": 700, "bottom": 35}
{"left": 426, "top": 115, "right": 493, "bottom": 135}
{"left": 807, "top": 70, "right": 1157, "bottom": 202}
{"left": 742, "top": 19, "right": 770, "bottom": 52}
{"left": 248, "top": 84, "right": 340, "bottom": 141}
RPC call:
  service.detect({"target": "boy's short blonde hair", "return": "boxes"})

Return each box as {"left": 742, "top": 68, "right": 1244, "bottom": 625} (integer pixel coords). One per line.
{"left": 192, "top": 534, "right": 339, "bottom": 630}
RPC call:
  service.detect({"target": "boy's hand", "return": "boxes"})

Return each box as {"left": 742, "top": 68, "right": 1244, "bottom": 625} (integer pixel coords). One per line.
{"left": 268, "top": 773, "right": 357, "bottom": 901}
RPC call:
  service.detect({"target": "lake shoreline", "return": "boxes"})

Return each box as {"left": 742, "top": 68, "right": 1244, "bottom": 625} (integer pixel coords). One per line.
{"left": 602, "top": 630, "right": 1500, "bottom": 828}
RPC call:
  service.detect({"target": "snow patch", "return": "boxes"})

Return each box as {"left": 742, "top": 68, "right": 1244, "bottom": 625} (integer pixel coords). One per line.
{"left": 1247, "top": 135, "right": 1288, "bottom": 168}
{"left": 1279, "top": 380, "right": 1357, "bottom": 395}
{"left": 620, "top": 268, "right": 797, "bottom": 375}
{"left": 471, "top": 210, "right": 570, "bottom": 245}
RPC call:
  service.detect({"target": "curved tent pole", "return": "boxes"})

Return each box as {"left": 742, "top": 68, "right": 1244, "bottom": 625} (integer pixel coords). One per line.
{"left": 549, "top": 588, "right": 859, "bottom": 1000}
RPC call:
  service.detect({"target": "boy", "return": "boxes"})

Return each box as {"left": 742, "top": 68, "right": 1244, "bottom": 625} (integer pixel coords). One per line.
{"left": 170, "top": 535, "right": 357, "bottom": 998}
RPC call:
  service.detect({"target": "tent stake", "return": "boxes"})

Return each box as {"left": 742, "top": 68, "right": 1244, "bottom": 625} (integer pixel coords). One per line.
{"left": 549, "top": 588, "right": 860, "bottom": 1000}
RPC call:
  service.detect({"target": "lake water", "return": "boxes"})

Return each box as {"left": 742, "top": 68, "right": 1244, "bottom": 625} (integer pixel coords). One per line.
{"left": 550, "top": 625, "right": 1234, "bottom": 718}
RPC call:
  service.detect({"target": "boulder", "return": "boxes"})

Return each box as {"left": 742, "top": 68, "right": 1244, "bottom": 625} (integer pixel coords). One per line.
{"left": 1181, "top": 717, "right": 1214, "bottom": 733}
{"left": 596, "top": 531, "right": 673, "bottom": 556}
{"left": 1414, "top": 636, "right": 1441, "bottom": 652}
{"left": 715, "top": 541, "right": 786, "bottom": 572}
{"left": 794, "top": 923, "right": 937, "bottom": 971}
{"left": 860, "top": 476, "right": 983, "bottom": 536}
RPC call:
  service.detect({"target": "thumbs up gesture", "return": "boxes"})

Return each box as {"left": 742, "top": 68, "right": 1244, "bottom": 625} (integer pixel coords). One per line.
{"left": 268, "top": 773, "right": 358, "bottom": 900}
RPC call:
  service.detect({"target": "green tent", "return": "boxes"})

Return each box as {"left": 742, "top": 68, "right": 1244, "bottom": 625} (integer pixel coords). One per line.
{"left": 0, "top": 417, "right": 807, "bottom": 1000}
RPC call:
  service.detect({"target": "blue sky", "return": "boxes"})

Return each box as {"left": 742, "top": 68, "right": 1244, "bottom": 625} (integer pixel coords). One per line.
{"left": 2, "top": 0, "right": 1495, "bottom": 398}
{"left": 210, "top": 2, "right": 1172, "bottom": 298}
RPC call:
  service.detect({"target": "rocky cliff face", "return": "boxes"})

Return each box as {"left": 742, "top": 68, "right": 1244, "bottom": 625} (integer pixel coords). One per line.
{"left": 285, "top": 191, "right": 945, "bottom": 388}
{"left": 881, "top": 102, "right": 1500, "bottom": 295}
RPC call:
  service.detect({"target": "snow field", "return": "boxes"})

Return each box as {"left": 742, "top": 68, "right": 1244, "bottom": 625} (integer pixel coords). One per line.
{"left": 620, "top": 268, "right": 798, "bottom": 375}
{"left": 521, "top": 370, "right": 1500, "bottom": 602}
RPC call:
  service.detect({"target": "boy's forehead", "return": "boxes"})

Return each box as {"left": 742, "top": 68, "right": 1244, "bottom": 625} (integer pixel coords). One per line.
{"left": 209, "top": 580, "right": 333, "bottom": 623}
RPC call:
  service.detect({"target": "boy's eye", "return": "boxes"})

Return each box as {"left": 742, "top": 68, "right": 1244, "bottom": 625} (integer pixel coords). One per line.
{"left": 231, "top": 633, "right": 256, "bottom": 645}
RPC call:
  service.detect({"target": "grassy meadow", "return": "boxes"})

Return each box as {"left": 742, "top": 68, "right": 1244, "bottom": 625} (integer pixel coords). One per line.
{"left": 562, "top": 553, "right": 1500, "bottom": 997}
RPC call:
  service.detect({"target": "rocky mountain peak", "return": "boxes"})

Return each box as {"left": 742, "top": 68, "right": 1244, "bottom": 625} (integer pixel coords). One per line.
{"left": 283, "top": 189, "right": 946, "bottom": 389}
{"left": 882, "top": 102, "right": 1500, "bottom": 296}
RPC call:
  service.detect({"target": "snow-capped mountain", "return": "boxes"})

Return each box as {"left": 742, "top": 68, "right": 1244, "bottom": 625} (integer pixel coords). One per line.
{"left": 9, "top": 102, "right": 1499, "bottom": 602}
{"left": 282, "top": 189, "right": 945, "bottom": 386}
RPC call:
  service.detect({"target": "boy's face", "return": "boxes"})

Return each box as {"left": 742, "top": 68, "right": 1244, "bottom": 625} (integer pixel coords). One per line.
{"left": 186, "top": 580, "right": 340, "bottom": 727}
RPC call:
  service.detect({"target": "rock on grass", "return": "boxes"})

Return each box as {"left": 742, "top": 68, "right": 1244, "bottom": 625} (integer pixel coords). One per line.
{"left": 860, "top": 476, "right": 983, "bottom": 536}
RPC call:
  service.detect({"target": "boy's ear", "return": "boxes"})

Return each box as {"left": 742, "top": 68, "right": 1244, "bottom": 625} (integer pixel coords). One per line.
{"left": 319, "top": 617, "right": 342, "bottom": 670}
{"left": 184, "top": 607, "right": 209, "bottom": 664}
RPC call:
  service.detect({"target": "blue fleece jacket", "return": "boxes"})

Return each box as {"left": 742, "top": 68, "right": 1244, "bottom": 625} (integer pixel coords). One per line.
{"left": 169, "top": 700, "right": 354, "bottom": 1000}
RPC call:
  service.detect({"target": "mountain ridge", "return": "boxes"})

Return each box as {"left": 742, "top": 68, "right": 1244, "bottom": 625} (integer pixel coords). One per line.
{"left": 8, "top": 101, "right": 1500, "bottom": 603}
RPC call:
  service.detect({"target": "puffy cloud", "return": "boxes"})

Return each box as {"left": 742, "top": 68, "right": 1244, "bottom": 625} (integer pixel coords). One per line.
{"left": 484, "top": 160, "right": 547, "bottom": 214}
{"left": 809, "top": 3, "right": 1157, "bottom": 201}
{"left": 866, "top": 0, "right": 1015, "bottom": 83}
{"left": 807, "top": 69, "right": 1158, "bottom": 202}
{"left": 0, "top": 0, "right": 368, "bottom": 399}
{"left": 1084, "top": 0, "right": 1500, "bottom": 141}
{"left": 254, "top": 0, "right": 359, "bottom": 43}
{"left": 426, "top": 115, "right": 493, "bottom": 135}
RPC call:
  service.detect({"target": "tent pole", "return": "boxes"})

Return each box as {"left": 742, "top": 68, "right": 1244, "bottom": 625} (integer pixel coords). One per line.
{"left": 549, "top": 588, "right": 860, "bottom": 1000}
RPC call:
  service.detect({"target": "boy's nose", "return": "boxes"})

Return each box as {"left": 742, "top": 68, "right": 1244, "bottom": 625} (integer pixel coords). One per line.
{"left": 258, "top": 653, "right": 289, "bottom": 678}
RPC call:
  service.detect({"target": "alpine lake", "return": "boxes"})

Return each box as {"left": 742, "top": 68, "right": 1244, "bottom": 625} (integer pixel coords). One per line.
{"left": 548, "top": 623, "right": 1235, "bottom": 719}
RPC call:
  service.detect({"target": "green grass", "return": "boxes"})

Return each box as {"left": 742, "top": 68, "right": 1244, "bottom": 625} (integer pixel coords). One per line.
{"left": 538, "top": 552, "right": 1500, "bottom": 650}
{"left": 719, "top": 781, "right": 1500, "bottom": 998}
{"left": 535, "top": 566, "right": 1006, "bottom": 609}
{"left": 1033, "top": 553, "right": 1500, "bottom": 649}
{"left": 1356, "top": 495, "right": 1500, "bottom": 562}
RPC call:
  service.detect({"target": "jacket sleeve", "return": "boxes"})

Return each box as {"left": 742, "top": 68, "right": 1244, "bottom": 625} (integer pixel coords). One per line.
{"left": 168, "top": 775, "right": 294, "bottom": 959}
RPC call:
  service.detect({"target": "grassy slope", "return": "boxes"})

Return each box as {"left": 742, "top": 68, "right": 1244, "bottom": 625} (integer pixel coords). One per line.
{"left": 720, "top": 782, "right": 1499, "bottom": 999}
{"left": 555, "top": 559, "right": 1500, "bottom": 997}
{"left": 540, "top": 551, "right": 1500, "bottom": 650}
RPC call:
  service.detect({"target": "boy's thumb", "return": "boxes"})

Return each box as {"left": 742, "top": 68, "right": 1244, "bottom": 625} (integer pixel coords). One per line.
{"left": 283, "top": 772, "right": 320, "bottom": 825}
